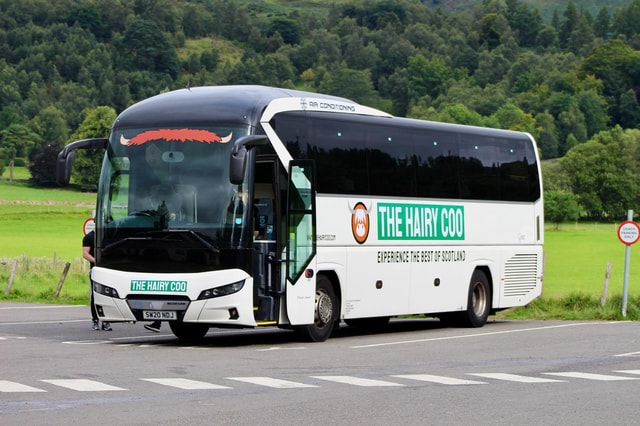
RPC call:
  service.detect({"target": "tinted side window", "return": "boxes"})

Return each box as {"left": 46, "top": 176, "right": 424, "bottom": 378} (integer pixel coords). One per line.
{"left": 273, "top": 113, "right": 540, "bottom": 202}
{"left": 367, "top": 124, "right": 417, "bottom": 197}
{"left": 310, "top": 116, "right": 368, "bottom": 195}
{"left": 458, "top": 136, "right": 499, "bottom": 200}
{"left": 415, "top": 130, "right": 460, "bottom": 199}
{"left": 499, "top": 138, "right": 530, "bottom": 201}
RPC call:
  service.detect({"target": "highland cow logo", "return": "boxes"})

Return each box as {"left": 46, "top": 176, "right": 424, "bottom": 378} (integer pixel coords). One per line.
{"left": 350, "top": 202, "right": 370, "bottom": 244}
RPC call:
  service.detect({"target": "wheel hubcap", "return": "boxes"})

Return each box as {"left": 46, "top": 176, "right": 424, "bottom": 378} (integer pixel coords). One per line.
{"left": 472, "top": 282, "right": 487, "bottom": 316}
{"left": 315, "top": 289, "right": 333, "bottom": 326}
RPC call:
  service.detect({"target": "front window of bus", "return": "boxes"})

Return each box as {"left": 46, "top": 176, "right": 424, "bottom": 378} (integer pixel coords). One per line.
{"left": 96, "top": 126, "right": 252, "bottom": 272}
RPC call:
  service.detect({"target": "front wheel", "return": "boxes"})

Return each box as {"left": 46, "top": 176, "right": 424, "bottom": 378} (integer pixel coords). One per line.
{"left": 169, "top": 321, "right": 209, "bottom": 341}
{"left": 294, "top": 275, "right": 338, "bottom": 342}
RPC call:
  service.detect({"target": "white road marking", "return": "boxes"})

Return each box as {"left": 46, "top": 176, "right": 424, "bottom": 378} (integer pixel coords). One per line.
{"left": 311, "top": 376, "right": 404, "bottom": 387}
{"left": 469, "top": 373, "right": 565, "bottom": 383}
{"left": 392, "top": 374, "right": 486, "bottom": 385}
{"left": 0, "top": 305, "right": 85, "bottom": 310}
{"left": 40, "top": 379, "right": 127, "bottom": 391}
{"left": 351, "top": 322, "right": 628, "bottom": 349}
{"left": 256, "top": 346, "right": 306, "bottom": 352}
{"left": 614, "top": 370, "right": 640, "bottom": 375}
{"left": 0, "top": 320, "right": 87, "bottom": 326}
{"left": 543, "top": 372, "right": 639, "bottom": 381}
{"left": 227, "top": 377, "right": 318, "bottom": 388}
{"left": 0, "top": 380, "right": 47, "bottom": 393}
{"left": 141, "top": 378, "right": 230, "bottom": 390}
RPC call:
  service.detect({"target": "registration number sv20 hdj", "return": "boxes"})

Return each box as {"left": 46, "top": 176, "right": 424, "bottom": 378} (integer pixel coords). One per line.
{"left": 143, "top": 310, "right": 176, "bottom": 320}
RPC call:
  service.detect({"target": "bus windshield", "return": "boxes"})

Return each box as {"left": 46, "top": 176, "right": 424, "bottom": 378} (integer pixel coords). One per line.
{"left": 96, "top": 126, "right": 252, "bottom": 271}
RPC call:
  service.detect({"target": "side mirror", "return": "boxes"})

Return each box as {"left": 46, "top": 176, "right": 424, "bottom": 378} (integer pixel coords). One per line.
{"left": 56, "top": 138, "right": 108, "bottom": 186}
{"left": 229, "top": 135, "right": 268, "bottom": 185}
{"left": 229, "top": 146, "right": 247, "bottom": 185}
{"left": 56, "top": 150, "right": 76, "bottom": 186}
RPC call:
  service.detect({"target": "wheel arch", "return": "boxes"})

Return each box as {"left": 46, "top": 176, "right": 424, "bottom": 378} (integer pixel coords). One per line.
{"left": 472, "top": 265, "right": 493, "bottom": 308}
{"left": 318, "top": 270, "right": 342, "bottom": 318}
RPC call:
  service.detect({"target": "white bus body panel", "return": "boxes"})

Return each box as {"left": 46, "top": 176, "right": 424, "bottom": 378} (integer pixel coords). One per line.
{"left": 91, "top": 267, "right": 257, "bottom": 326}
{"left": 284, "top": 256, "right": 316, "bottom": 326}
{"left": 315, "top": 195, "right": 543, "bottom": 319}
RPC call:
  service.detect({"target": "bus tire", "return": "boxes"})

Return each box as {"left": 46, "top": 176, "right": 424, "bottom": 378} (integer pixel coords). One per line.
{"left": 461, "top": 269, "right": 491, "bottom": 328}
{"left": 169, "top": 321, "right": 209, "bottom": 341}
{"left": 295, "top": 275, "right": 338, "bottom": 342}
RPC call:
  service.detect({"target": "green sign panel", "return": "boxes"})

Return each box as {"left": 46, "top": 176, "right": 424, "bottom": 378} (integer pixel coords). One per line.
{"left": 130, "top": 280, "right": 188, "bottom": 292}
{"left": 377, "top": 203, "right": 465, "bottom": 240}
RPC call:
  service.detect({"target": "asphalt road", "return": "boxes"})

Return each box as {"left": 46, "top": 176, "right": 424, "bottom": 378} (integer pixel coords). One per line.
{"left": 1, "top": 301, "right": 639, "bottom": 425}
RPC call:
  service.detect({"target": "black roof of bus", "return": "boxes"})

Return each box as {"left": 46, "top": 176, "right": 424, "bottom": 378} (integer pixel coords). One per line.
{"left": 112, "top": 85, "right": 534, "bottom": 144}
{"left": 113, "top": 85, "right": 356, "bottom": 130}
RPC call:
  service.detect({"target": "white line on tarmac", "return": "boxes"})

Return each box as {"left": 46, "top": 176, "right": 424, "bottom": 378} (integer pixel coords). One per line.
{"left": 351, "top": 322, "right": 629, "bottom": 349}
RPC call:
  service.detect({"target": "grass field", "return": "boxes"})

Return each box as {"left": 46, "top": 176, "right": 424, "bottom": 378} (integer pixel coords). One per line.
{"left": 1, "top": 168, "right": 638, "bottom": 319}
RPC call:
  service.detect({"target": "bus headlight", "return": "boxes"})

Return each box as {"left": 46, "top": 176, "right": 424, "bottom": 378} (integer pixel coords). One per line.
{"left": 93, "top": 282, "right": 120, "bottom": 298}
{"left": 198, "top": 280, "right": 245, "bottom": 300}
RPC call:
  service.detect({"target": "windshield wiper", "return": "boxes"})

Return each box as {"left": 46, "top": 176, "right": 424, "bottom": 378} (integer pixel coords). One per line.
{"left": 102, "top": 230, "right": 220, "bottom": 255}
{"left": 102, "top": 236, "right": 154, "bottom": 253}
{"left": 182, "top": 229, "right": 220, "bottom": 254}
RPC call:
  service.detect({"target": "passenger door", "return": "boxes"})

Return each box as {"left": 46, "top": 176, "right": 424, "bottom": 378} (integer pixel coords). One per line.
{"left": 285, "top": 160, "right": 316, "bottom": 325}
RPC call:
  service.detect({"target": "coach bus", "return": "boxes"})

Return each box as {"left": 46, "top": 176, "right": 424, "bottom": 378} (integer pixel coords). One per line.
{"left": 57, "top": 85, "right": 544, "bottom": 341}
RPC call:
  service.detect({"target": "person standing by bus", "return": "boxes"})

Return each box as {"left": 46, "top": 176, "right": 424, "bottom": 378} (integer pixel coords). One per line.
{"left": 82, "top": 230, "right": 111, "bottom": 331}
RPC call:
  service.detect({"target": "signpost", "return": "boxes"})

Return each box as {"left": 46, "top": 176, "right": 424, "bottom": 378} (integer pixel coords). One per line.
{"left": 617, "top": 210, "right": 639, "bottom": 317}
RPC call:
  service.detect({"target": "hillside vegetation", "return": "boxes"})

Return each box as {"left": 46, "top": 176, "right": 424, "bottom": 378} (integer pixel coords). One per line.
{"left": 0, "top": 0, "right": 638, "bottom": 220}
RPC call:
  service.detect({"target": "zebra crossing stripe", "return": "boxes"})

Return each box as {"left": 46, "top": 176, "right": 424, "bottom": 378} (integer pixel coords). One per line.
{"left": 227, "top": 377, "right": 318, "bottom": 388}
{"left": 468, "top": 373, "right": 565, "bottom": 383}
{"left": 392, "top": 374, "right": 486, "bottom": 385}
{"left": 40, "top": 379, "right": 127, "bottom": 391}
{"left": 311, "top": 376, "right": 404, "bottom": 387}
{"left": 543, "top": 372, "right": 639, "bottom": 381}
{"left": 0, "top": 380, "right": 46, "bottom": 393}
{"left": 141, "top": 378, "right": 230, "bottom": 390}
{"left": 614, "top": 370, "right": 640, "bottom": 375}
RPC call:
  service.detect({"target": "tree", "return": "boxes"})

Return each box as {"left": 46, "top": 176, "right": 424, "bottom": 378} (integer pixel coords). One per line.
{"left": 407, "top": 54, "right": 453, "bottom": 102}
{"left": 491, "top": 103, "right": 536, "bottom": 134}
{"left": 535, "top": 111, "right": 559, "bottom": 159}
{"left": 28, "top": 105, "right": 69, "bottom": 151}
{"left": 267, "top": 17, "right": 300, "bottom": 45}
{"left": 579, "top": 40, "right": 640, "bottom": 126}
{"left": 593, "top": 7, "right": 610, "bottom": 39}
{"left": 561, "top": 127, "right": 640, "bottom": 219}
{"left": 28, "top": 141, "right": 62, "bottom": 186}
{"left": 318, "top": 66, "right": 381, "bottom": 108}
{"left": 618, "top": 89, "right": 640, "bottom": 129}
{"left": 504, "top": 0, "right": 543, "bottom": 48}
{"left": 558, "top": 0, "right": 579, "bottom": 48}
{"left": 545, "top": 190, "right": 581, "bottom": 228}
{"left": 0, "top": 123, "right": 41, "bottom": 163}
{"left": 568, "top": 16, "right": 595, "bottom": 56}
{"left": 117, "top": 18, "right": 180, "bottom": 78}
{"left": 68, "top": 106, "right": 116, "bottom": 189}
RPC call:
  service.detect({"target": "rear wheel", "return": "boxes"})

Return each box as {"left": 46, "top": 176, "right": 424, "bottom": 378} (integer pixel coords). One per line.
{"left": 169, "top": 321, "right": 209, "bottom": 341}
{"left": 461, "top": 269, "right": 491, "bottom": 327}
{"left": 295, "top": 275, "right": 338, "bottom": 342}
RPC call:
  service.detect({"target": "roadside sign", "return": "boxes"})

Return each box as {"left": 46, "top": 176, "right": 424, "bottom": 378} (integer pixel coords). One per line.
{"left": 617, "top": 220, "right": 639, "bottom": 246}
{"left": 83, "top": 217, "right": 95, "bottom": 236}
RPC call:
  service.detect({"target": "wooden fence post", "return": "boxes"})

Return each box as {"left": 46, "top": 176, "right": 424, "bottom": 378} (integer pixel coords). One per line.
{"left": 600, "top": 261, "right": 612, "bottom": 307}
{"left": 54, "top": 262, "right": 71, "bottom": 297}
{"left": 5, "top": 260, "right": 18, "bottom": 295}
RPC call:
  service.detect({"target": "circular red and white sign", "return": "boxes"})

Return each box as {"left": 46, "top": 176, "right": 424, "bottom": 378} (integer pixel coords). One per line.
{"left": 83, "top": 217, "right": 95, "bottom": 236}
{"left": 617, "top": 220, "right": 640, "bottom": 246}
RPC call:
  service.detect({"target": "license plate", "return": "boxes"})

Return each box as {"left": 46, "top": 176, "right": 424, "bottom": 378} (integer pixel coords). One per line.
{"left": 143, "top": 310, "right": 176, "bottom": 320}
